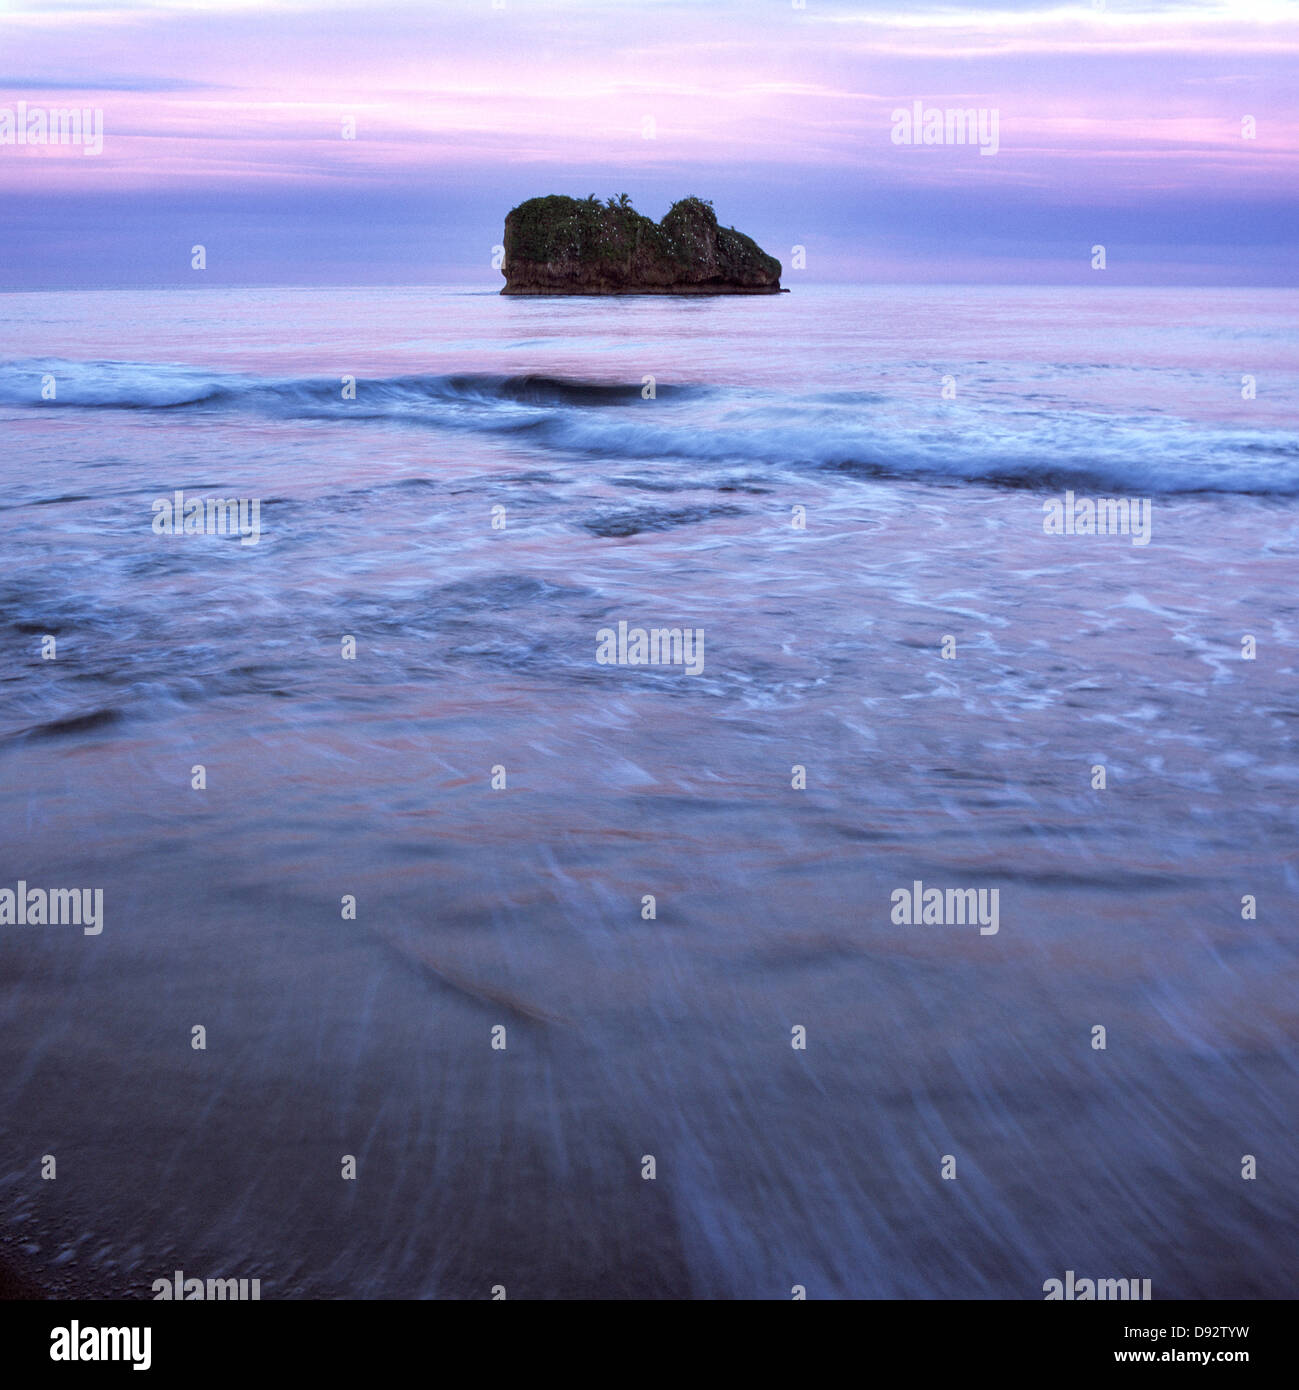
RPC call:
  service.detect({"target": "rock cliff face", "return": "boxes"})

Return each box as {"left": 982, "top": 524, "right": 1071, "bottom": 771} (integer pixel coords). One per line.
{"left": 500, "top": 195, "right": 783, "bottom": 295}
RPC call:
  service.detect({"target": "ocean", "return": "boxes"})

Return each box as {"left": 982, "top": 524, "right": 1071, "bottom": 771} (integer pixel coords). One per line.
{"left": 0, "top": 282, "right": 1296, "bottom": 1298}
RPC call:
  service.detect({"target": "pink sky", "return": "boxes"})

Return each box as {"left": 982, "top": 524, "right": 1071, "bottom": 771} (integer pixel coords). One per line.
{"left": 2, "top": 0, "right": 1296, "bottom": 285}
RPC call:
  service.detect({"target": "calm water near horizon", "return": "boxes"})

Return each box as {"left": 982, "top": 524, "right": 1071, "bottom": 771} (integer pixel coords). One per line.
{"left": 0, "top": 283, "right": 1296, "bottom": 1297}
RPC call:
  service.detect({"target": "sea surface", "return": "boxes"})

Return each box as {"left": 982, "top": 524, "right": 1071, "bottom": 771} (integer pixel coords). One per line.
{"left": 0, "top": 283, "right": 1296, "bottom": 1298}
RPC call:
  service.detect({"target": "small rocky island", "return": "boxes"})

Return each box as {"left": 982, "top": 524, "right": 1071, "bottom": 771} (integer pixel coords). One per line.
{"left": 500, "top": 194, "right": 784, "bottom": 295}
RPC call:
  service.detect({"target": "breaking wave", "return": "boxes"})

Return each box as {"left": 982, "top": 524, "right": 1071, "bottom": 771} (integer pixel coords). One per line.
{"left": 4, "top": 358, "right": 1298, "bottom": 496}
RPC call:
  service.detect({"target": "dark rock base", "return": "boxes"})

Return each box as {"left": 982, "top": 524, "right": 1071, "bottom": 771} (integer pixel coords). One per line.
{"left": 501, "top": 284, "right": 786, "bottom": 296}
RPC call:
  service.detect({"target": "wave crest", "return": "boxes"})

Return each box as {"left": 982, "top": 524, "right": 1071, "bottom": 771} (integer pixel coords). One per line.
{"left": 3, "top": 358, "right": 1296, "bottom": 497}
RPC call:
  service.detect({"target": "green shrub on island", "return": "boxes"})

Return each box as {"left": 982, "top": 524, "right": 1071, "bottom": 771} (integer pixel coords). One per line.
{"left": 501, "top": 194, "right": 783, "bottom": 295}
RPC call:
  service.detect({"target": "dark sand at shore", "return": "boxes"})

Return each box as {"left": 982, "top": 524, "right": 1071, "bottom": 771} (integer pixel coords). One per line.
{"left": 0, "top": 1253, "right": 45, "bottom": 1300}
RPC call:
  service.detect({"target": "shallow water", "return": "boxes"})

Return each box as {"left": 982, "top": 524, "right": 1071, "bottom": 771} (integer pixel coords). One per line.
{"left": 0, "top": 284, "right": 1296, "bottom": 1297}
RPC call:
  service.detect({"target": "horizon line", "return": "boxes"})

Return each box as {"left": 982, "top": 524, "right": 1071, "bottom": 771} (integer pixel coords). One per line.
{"left": 3, "top": 279, "right": 1297, "bottom": 295}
